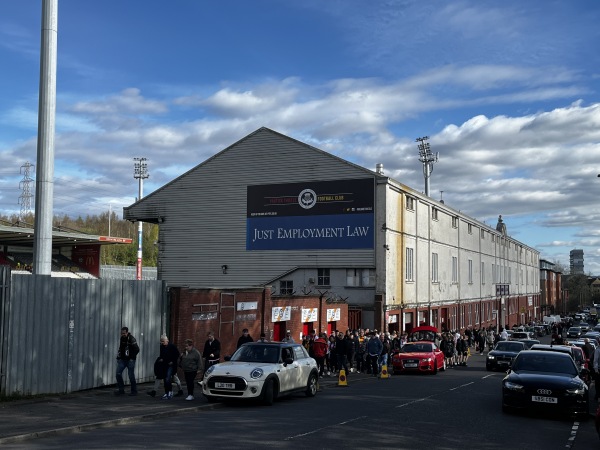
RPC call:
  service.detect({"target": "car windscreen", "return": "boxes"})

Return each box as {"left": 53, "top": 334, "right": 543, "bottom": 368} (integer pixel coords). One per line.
{"left": 512, "top": 353, "right": 578, "bottom": 375}
{"left": 495, "top": 342, "right": 524, "bottom": 352}
{"left": 401, "top": 343, "right": 432, "bottom": 353}
{"left": 231, "top": 345, "right": 280, "bottom": 363}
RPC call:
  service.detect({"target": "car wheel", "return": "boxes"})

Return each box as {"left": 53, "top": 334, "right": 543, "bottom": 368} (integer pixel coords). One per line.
{"left": 262, "top": 379, "right": 275, "bottom": 406}
{"left": 486, "top": 365, "right": 492, "bottom": 371}
{"left": 204, "top": 395, "right": 218, "bottom": 403}
{"left": 432, "top": 362, "right": 438, "bottom": 375}
{"left": 306, "top": 373, "right": 318, "bottom": 397}
{"left": 502, "top": 403, "right": 512, "bottom": 414}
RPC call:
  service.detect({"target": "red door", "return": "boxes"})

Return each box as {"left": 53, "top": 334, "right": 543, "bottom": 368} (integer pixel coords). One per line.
{"left": 302, "top": 322, "right": 311, "bottom": 337}
{"left": 327, "top": 322, "right": 336, "bottom": 335}
{"left": 273, "top": 322, "right": 285, "bottom": 341}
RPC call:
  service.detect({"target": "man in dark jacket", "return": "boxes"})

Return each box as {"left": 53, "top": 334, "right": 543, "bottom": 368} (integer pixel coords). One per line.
{"left": 335, "top": 331, "right": 349, "bottom": 376}
{"left": 203, "top": 331, "right": 221, "bottom": 371}
{"left": 115, "top": 326, "right": 140, "bottom": 396}
{"left": 158, "top": 335, "right": 180, "bottom": 399}
{"left": 237, "top": 329, "right": 253, "bottom": 349}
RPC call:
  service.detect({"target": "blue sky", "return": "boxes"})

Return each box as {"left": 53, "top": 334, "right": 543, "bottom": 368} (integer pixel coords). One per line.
{"left": 1, "top": 0, "right": 600, "bottom": 273}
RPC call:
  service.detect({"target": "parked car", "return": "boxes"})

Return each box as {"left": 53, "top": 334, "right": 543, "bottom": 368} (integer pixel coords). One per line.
{"left": 502, "top": 350, "right": 589, "bottom": 417}
{"left": 567, "top": 327, "right": 582, "bottom": 338}
{"left": 392, "top": 340, "right": 446, "bottom": 374}
{"left": 510, "top": 331, "right": 533, "bottom": 340}
{"left": 529, "top": 344, "right": 590, "bottom": 385}
{"left": 533, "top": 326, "right": 546, "bottom": 337}
{"left": 486, "top": 340, "right": 526, "bottom": 371}
{"left": 516, "top": 338, "right": 540, "bottom": 349}
{"left": 201, "top": 342, "right": 319, "bottom": 405}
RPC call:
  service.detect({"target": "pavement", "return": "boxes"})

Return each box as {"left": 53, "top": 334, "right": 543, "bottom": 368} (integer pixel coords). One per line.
{"left": 0, "top": 370, "right": 373, "bottom": 445}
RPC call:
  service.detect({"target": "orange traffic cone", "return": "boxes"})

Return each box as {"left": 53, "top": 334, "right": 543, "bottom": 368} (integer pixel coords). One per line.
{"left": 380, "top": 364, "right": 390, "bottom": 379}
{"left": 338, "top": 369, "right": 348, "bottom": 386}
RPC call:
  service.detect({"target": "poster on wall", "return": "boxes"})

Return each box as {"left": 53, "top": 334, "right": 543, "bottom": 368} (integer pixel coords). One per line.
{"left": 247, "top": 178, "right": 374, "bottom": 250}
{"left": 272, "top": 306, "right": 291, "bottom": 322}
{"left": 301, "top": 308, "right": 318, "bottom": 322}
{"left": 327, "top": 308, "right": 341, "bottom": 321}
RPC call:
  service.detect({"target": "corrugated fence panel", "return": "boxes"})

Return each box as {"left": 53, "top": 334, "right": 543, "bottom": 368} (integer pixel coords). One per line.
{"left": 1, "top": 275, "right": 166, "bottom": 396}
{"left": 0, "top": 265, "right": 10, "bottom": 394}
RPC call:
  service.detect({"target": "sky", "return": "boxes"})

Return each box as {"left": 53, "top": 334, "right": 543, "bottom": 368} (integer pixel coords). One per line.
{"left": 1, "top": 0, "right": 600, "bottom": 273}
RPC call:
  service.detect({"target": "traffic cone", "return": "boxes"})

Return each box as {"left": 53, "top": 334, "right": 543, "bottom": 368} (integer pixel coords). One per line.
{"left": 380, "top": 364, "right": 390, "bottom": 379}
{"left": 338, "top": 369, "right": 348, "bottom": 386}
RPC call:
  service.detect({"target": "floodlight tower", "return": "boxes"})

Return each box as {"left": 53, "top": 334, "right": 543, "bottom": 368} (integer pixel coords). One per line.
{"left": 416, "top": 136, "right": 438, "bottom": 197}
{"left": 133, "top": 157, "right": 149, "bottom": 280}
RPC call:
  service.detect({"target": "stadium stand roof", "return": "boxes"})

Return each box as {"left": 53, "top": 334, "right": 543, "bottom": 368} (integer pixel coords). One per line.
{"left": 0, "top": 220, "right": 132, "bottom": 247}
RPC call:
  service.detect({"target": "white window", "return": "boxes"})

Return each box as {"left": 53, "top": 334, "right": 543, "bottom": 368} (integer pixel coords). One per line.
{"left": 406, "top": 248, "right": 414, "bottom": 281}
{"left": 468, "top": 223, "right": 473, "bottom": 234}
{"left": 452, "top": 256, "right": 458, "bottom": 283}
{"left": 432, "top": 208, "right": 438, "bottom": 220}
{"left": 406, "top": 197, "right": 415, "bottom": 211}
{"left": 432, "top": 253, "right": 439, "bottom": 282}
{"left": 481, "top": 229, "right": 485, "bottom": 239}
{"left": 468, "top": 259, "right": 473, "bottom": 284}
{"left": 452, "top": 217, "right": 458, "bottom": 228}
{"left": 346, "top": 269, "right": 375, "bottom": 287}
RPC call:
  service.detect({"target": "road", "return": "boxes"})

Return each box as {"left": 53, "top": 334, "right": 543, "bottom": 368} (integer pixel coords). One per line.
{"left": 5, "top": 343, "right": 600, "bottom": 449}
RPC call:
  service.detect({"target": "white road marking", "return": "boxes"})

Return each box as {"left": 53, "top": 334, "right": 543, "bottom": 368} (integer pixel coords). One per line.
{"left": 284, "top": 415, "right": 368, "bottom": 441}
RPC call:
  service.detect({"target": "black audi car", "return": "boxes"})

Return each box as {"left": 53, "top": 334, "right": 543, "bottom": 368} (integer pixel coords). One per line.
{"left": 486, "top": 340, "right": 526, "bottom": 371}
{"left": 502, "top": 350, "right": 589, "bottom": 417}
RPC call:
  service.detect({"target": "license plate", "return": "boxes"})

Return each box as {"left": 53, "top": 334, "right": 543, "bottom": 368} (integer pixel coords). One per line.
{"left": 404, "top": 363, "right": 418, "bottom": 368}
{"left": 215, "top": 382, "right": 235, "bottom": 389}
{"left": 532, "top": 395, "right": 557, "bottom": 404}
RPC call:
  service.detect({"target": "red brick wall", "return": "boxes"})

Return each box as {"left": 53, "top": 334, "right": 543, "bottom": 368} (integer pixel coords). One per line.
{"left": 169, "top": 287, "right": 349, "bottom": 362}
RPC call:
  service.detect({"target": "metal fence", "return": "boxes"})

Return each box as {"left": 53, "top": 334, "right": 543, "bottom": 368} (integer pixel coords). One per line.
{"left": 0, "top": 265, "right": 167, "bottom": 396}
{"left": 100, "top": 265, "right": 157, "bottom": 280}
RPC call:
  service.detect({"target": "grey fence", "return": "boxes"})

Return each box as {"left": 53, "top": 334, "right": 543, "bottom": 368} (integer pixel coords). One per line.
{"left": 0, "top": 266, "right": 167, "bottom": 396}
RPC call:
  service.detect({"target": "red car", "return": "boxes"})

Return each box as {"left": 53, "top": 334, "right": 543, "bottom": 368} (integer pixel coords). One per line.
{"left": 392, "top": 340, "right": 446, "bottom": 374}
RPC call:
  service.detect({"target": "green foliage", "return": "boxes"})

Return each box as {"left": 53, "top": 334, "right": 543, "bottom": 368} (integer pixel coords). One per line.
{"left": 0, "top": 212, "right": 158, "bottom": 267}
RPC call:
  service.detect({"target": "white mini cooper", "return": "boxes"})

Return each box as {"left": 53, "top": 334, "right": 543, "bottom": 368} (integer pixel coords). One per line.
{"left": 202, "top": 342, "right": 319, "bottom": 405}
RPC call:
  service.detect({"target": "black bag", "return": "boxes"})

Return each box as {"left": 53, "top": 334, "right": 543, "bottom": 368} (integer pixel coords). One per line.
{"left": 154, "top": 357, "right": 168, "bottom": 379}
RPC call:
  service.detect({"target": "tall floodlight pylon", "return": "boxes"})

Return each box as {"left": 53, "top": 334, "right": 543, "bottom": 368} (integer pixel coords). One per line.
{"left": 416, "top": 136, "right": 438, "bottom": 197}
{"left": 133, "top": 157, "right": 149, "bottom": 280}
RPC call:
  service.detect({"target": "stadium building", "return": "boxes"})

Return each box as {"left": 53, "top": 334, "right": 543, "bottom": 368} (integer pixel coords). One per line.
{"left": 124, "top": 127, "right": 540, "bottom": 343}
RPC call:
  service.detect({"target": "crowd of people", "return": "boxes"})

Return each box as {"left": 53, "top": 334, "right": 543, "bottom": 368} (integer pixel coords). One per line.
{"left": 115, "top": 318, "right": 599, "bottom": 403}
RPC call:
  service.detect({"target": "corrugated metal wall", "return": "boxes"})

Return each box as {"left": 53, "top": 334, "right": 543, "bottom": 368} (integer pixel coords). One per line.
{"left": 0, "top": 267, "right": 166, "bottom": 396}
{"left": 125, "top": 128, "right": 376, "bottom": 289}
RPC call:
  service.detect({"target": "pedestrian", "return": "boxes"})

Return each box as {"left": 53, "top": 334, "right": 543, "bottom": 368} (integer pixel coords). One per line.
{"left": 158, "top": 335, "right": 180, "bottom": 399}
{"left": 115, "top": 326, "right": 139, "bottom": 396}
{"left": 179, "top": 339, "right": 202, "bottom": 400}
{"left": 237, "top": 328, "right": 253, "bottom": 349}
{"left": 258, "top": 332, "right": 268, "bottom": 342}
{"left": 282, "top": 330, "right": 295, "bottom": 343}
{"left": 366, "top": 332, "right": 383, "bottom": 376}
{"left": 203, "top": 331, "right": 221, "bottom": 372}
{"left": 593, "top": 338, "right": 600, "bottom": 400}
{"left": 335, "top": 331, "right": 349, "bottom": 376}
{"left": 313, "top": 333, "right": 328, "bottom": 377}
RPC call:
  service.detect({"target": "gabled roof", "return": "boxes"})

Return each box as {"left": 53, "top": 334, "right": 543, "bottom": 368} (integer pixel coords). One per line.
{"left": 123, "top": 126, "right": 381, "bottom": 223}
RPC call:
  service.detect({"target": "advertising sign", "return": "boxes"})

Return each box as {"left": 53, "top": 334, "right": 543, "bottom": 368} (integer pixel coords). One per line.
{"left": 301, "top": 308, "right": 318, "bottom": 322}
{"left": 272, "top": 306, "right": 291, "bottom": 322}
{"left": 327, "top": 308, "right": 341, "bottom": 321}
{"left": 247, "top": 178, "right": 374, "bottom": 250}
{"left": 237, "top": 301, "right": 258, "bottom": 311}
